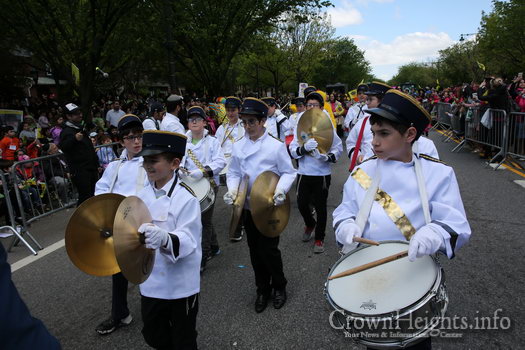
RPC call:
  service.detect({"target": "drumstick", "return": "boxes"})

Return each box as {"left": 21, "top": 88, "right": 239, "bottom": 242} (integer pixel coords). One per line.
{"left": 352, "top": 237, "right": 380, "bottom": 246}
{"left": 328, "top": 250, "right": 408, "bottom": 280}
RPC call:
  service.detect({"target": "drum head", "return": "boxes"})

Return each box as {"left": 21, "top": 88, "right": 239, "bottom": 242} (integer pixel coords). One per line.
{"left": 327, "top": 241, "right": 438, "bottom": 315}
{"left": 181, "top": 177, "right": 210, "bottom": 201}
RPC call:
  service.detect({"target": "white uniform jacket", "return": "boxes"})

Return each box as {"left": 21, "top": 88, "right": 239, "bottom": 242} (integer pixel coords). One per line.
{"left": 346, "top": 114, "right": 373, "bottom": 160}
{"left": 161, "top": 112, "right": 185, "bottom": 134}
{"left": 143, "top": 117, "right": 160, "bottom": 131}
{"left": 333, "top": 155, "right": 471, "bottom": 258}
{"left": 265, "top": 110, "right": 291, "bottom": 141}
{"left": 139, "top": 174, "right": 202, "bottom": 300}
{"left": 226, "top": 130, "right": 297, "bottom": 208}
{"left": 182, "top": 131, "right": 226, "bottom": 184}
{"left": 289, "top": 114, "right": 343, "bottom": 176}
{"left": 344, "top": 103, "right": 368, "bottom": 129}
{"left": 95, "top": 149, "right": 147, "bottom": 196}
{"left": 214, "top": 120, "right": 244, "bottom": 157}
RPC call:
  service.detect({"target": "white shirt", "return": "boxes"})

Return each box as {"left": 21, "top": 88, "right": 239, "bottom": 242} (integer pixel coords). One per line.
{"left": 346, "top": 114, "right": 373, "bottom": 160}
{"left": 94, "top": 149, "right": 147, "bottom": 196}
{"left": 344, "top": 103, "right": 368, "bottom": 129}
{"left": 414, "top": 136, "right": 439, "bottom": 159}
{"left": 214, "top": 120, "right": 244, "bottom": 157}
{"left": 333, "top": 155, "right": 471, "bottom": 258}
{"left": 227, "top": 130, "right": 297, "bottom": 208}
{"left": 161, "top": 112, "right": 185, "bottom": 134}
{"left": 139, "top": 174, "right": 202, "bottom": 299}
{"left": 143, "top": 117, "right": 160, "bottom": 131}
{"left": 106, "top": 109, "right": 126, "bottom": 127}
{"left": 289, "top": 114, "right": 343, "bottom": 176}
{"left": 183, "top": 131, "right": 226, "bottom": 184}
{"left": 264, "top": 110, "right": 291, "bottom": 141}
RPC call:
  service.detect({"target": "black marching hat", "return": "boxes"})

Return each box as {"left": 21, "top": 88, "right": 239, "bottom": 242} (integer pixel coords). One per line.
{"left": 261, "top": 97, "right": 276, "bottom": 107}
{"left": 137, "top": 130, "right": 187, "bottom": 157}
{"left": 187, "top": 106, "right": 206, "bottom": 119}
{"left": 118, "top": 114, "right": 143, "bottom": 130}
{"left": 357, "top": 83, "right": 369, "bottom": 93}
{"left": 367, "top": 89, "right": 431, "bottom": 136}
{"left": 240, "top": 98, "right": 269, "bottom": 118}
{"left": 305, "top": 92, "right": 324, "bottom": 107}
{"left": 225, "top": 96, "right": 242, "bottom": 109}
{"left": 149, "top": 102, "right": 164, "bottom": 115}
{"left": 292, "top": 97, "right": 305, "bottom": 105}
{"left": 304, "top": 86, "right": 317, "bottom": 96}
{"left": 365, "top": 82, "right": 391, "bottom": 97}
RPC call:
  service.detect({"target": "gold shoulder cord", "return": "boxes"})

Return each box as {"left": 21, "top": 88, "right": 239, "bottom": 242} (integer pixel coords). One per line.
{"left": 187, "top": 149, "right": 217, "bottom": 188}
{"left": 351, "top": 168, "right": 416, "bottom": 240}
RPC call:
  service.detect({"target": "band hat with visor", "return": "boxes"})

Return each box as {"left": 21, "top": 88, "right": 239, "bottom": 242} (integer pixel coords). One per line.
{"left": 366, "top": 89, "right": 431, "bottom": 136}
{"left": 137, "top": 130, "right": 187, "bottom": 157}
{"left": 117, "top": 114, "right": 143, "bottom": 130}
{"left": 240, "top": 98, "right": 269, "bottom": 118}
{"left": 225, "top": 96, "right": 242, "bottom": 109}
{"left": 365, "top": 82, "right": 391, "bottom": 97}
{"left": 187, "top": 106, "right": 206, "bottom": 120}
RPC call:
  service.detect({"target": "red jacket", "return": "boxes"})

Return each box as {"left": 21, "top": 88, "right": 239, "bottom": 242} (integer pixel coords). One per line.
{"left": 0, "top": 136, "right": 21, "bottom": 160}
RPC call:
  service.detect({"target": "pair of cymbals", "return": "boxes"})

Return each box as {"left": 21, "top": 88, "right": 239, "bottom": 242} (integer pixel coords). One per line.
{"left": 65, "top": 194, "right": 154, "bottom": 284}
{"left": 297, "top": 108, "right": 334, "bottom": 154}
{"left": 249, "top": 171, "right": 290, "bottom": 238}
{"left": 229, "top": 175, "right": 249, "bottom": 237}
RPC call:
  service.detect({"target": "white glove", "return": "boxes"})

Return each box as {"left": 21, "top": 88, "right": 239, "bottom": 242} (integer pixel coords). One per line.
{"left": 223, "top": 189, "right": 238, "bottom": 205}
{"left": 304, "top": 138, "right": 318, "bottom": 152}
{"left": 138, "top": 223, "right": 170, "bottom": 250}
{"left": 408, "top": 225, "right": 444, "bottom": 262}
{"left": 189, "top": 169, "right": 204, "bottom": 180}
{"left": 337, "top": 222, "right": 362, "bottom": 246}
{"left": 311, "top": 149, "right": 329, "bottom": 161}
{"left": 273, "top": 188, "right": 286, "bottom": 206}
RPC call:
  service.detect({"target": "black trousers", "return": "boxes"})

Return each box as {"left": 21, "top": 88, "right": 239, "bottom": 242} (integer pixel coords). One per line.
{"left": 111, "top": 272, "right": 129, "bottom": 321}
{"left": 297, "top": 174, "right": 331, "bottom": 241}
{"left": 243, "top": 210, "right": 287, "bottom": 296}
{"left": 141, "top": 294, "right": 199, "bottom": 350}
{"left": 71, "top": 169, "right": 98, "bottom": 206}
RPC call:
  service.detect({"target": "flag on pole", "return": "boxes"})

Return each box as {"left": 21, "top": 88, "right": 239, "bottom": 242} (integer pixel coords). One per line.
{"left": 348, "top": 89, "right": 358, "bottom": 101}
{"left": 71, "top": 63, "right": 80, "bottom": 86}
{"left": 436, "top": 79, "right": 440, "bottom": 90}
{"left": 477, "top": 61, "right": 486, "bottom": 71}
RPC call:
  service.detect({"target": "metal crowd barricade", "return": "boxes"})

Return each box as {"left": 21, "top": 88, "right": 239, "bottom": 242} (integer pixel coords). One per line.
{"left": 6, "top": 142, "right": 121, "bottom": 252}
{"left": 506, "top": 112, "right": 525, "bottom": 162}
{"left": 0, "top": 172, "right": 39, "bottom": 255}
{"left": 432, "top": 102, "right": 454, "bottom": 141}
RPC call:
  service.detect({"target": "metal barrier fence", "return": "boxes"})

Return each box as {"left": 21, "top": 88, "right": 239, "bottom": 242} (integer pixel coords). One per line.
{"left": 506, "top": 112, "right": 525, "bottom": 161}
{"left": 4, "top": 142, "right": 120, "bottom": 254}
{"left": 431, "top": 103, "right": 453, "bottom": 139}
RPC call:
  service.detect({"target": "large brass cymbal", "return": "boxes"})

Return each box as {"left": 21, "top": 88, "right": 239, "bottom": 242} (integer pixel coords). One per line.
{"left": 297, "top": 108, "right": 334, "bottom": 154}
{"left": 65, "top": 193, "right": 125, "bottom": 276}
{"left": 113, "top": 196, "right": 155, "bottom": 285}
{"left": 229, "top": 175, "right": 249, "bottom": 237}
{"left": 250, "top": 171, "right": 290, "bottom": 238}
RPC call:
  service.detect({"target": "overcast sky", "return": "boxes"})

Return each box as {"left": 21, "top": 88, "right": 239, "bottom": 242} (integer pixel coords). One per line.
{"left": 327, "top": 0, "right": 494, "bottom": 82}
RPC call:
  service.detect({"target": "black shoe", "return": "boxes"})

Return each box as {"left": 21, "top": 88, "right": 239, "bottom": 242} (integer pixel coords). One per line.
{"left": 96, "top": 315, "right": 132, "bottom": 335}
{"left": 255, "top": 293, "right": 269, "bottom": 313}
{"left": 273, "top": 289, "right": 287, "bottom": 309}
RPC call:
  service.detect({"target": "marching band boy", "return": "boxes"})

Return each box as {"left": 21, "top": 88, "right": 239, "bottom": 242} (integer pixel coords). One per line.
{"left": 333, "top": 90, "right": 471, "bottom": 350}
{"left": 182, "top": 106, "right": 226, "bottom": 271}
{"left": 94, "top": 114, "right": 146, "bottom": 335}
{"left": 137, "top": 130, "right": 202, "bottom": 349}
{"left": 224, "top": 98, "right": 297, "bottom": 313}
{"left": 289, "top": 92, "right": 343, "bottom": 253}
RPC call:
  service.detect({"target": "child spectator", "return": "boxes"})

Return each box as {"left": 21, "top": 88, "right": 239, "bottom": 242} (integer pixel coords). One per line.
{"left": 96, "top": 135, "right": 117, "bottom": 169}
{"left": 0, "top": 126, "right": 21, "bottom": 161}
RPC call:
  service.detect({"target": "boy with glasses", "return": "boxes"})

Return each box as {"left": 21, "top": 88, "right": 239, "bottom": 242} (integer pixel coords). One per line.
{"left": 94, "top": 114, "right": 147, "bottom": 335}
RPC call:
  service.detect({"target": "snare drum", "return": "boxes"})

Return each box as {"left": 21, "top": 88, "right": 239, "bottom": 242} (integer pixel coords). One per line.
{"left": 181, "top": 177, "right": 216, "bottom": 213}
{"left": 325, "top": 241, "right": 448, "bottom": 349}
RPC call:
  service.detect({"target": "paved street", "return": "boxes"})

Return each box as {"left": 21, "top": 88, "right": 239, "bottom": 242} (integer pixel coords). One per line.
{"left": 3, "top": 131, "right": 524, "bottom": 350}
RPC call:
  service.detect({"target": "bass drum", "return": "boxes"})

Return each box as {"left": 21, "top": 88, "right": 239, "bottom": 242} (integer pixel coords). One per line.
{"left": 181, "top": 177, "right": 215, "bottom": 213}
{"left": 325, "top": 240, "right": 448, "bottom": 349}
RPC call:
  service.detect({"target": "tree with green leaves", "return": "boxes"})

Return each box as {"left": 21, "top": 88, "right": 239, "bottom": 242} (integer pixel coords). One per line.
{"left": 388, "top": 62, "right": 438, "bottom": 88}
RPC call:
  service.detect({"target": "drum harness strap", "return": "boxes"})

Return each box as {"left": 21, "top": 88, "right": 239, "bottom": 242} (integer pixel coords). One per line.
{"left": 109, "top": 155, "right": 146, "bottom": 194}
{"left": 186, "top": 137, "right": 217, "bottom": 188}
{"left": 350, "top": 155, "right": 431, "bottom": 246}
{"left": 220, "top": 121, "right": 242, "bottom": 147}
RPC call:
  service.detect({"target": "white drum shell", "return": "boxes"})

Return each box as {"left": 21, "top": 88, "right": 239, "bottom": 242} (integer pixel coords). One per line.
{"left": 325, "top": 241, "right": 448, "bottom": 349}
{"left": 181, "top": 177, "right": 216, "bottom": 213}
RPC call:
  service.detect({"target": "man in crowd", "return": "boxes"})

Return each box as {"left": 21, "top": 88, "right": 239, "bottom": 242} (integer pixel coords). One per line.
{"left": 162, "top": 94, "right": 185, "bottom": 134}
{"left": 58, "top": 103, "right": 100, "bottom": 206}
{"left": 106, "top": 101, "right": 126, "bottom": 128}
